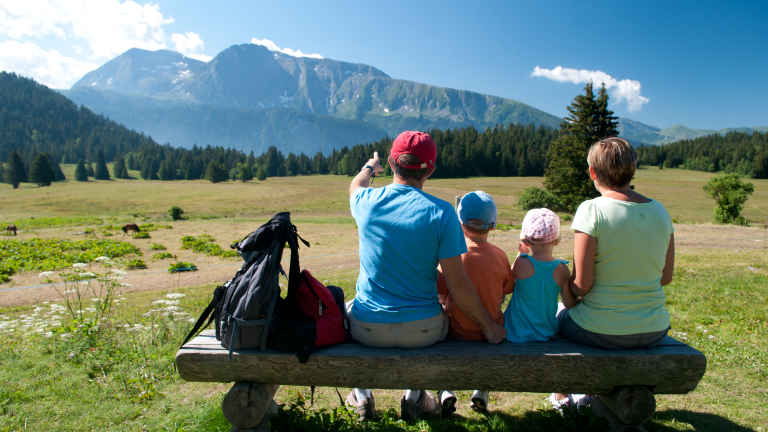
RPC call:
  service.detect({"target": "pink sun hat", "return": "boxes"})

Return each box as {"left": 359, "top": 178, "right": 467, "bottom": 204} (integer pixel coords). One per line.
{"left": 521, "top": 208, "right": 561, "bottom": 244}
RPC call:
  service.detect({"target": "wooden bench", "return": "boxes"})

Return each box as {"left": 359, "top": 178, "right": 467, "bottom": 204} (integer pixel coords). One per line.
{"left": 176, "top": 330, "right": 706, "bottom": 432}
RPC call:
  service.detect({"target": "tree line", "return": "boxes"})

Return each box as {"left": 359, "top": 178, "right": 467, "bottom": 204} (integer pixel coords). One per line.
{"left": 635, "top": 131, "right": 768, "bottom": 178}
{"left": 3, "top": 71, "right": 766, "bottom": 190}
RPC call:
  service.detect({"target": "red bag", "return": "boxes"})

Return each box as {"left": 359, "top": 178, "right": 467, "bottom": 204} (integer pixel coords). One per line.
{"left": 296, "top": 270, "right": 350, "bottom": 346}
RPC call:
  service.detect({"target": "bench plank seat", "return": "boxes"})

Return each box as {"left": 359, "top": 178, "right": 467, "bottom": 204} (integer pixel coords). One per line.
{"left": 176, "top": 330, "right": 706, "bottom": 395}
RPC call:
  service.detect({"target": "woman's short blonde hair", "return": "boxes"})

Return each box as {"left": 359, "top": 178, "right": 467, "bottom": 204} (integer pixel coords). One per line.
{"left": 587, "top": 137, "right": 637, "bottom": 188}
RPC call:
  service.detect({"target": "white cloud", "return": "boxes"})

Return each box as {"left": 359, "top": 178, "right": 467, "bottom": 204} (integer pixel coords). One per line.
{"left": 531, "top": 66, "right": 650, "bottom": 113}
{"left": 250, "top": 37, "right": 323, "bottom": 59}
{"left": 0, "top": 0, "right": 211, "bottom": 87}
{"left": 172, "top": 31, "right": 211, "bottom": 62}
{"left": 0, "top": 0, "right": 175, "bottom": 59}
{"left": 0, "top": 40, "right": 98, "bottom": 88}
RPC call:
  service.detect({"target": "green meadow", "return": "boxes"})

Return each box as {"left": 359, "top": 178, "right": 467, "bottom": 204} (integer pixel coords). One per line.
{"left": 0, "top": 167, "right": 766, "bottom": 431}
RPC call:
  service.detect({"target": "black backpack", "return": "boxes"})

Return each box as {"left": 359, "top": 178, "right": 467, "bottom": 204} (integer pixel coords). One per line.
{"left": 181, "top": 212, "right": 316, "bottom": 358}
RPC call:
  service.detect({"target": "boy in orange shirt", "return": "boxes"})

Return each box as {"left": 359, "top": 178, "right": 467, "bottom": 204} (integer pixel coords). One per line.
{"left": 436, "top": 191, "right": 514, "bottom": 414}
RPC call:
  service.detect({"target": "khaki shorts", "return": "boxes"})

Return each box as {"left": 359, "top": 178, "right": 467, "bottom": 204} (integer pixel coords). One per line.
{"left": 346, "top": 300, "right": 449, "bottom": 349}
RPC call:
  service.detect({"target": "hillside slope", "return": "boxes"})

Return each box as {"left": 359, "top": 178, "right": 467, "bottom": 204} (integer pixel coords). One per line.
{"left": 0, "top": 72, "right": 159, "bottom": 164}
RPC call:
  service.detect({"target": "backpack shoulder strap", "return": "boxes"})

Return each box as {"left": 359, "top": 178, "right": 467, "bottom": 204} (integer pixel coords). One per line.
{"left": 180, "top": 284, "right": 225, "bottom": 348}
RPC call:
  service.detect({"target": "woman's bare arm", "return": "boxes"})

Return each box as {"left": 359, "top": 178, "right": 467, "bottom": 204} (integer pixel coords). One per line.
{"left": 660, "top": 234, "right": 675, "bottom": 286}
{"left": 555, "top": 264, "right": 578, "bottom": 308}
{"left": 570, "top": 231, "right": 596, "bottom": 297}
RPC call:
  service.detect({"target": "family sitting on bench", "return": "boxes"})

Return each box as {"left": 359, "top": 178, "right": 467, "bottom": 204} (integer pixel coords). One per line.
{"left": 345, "top": 131, "right": 675, "bottom": 421}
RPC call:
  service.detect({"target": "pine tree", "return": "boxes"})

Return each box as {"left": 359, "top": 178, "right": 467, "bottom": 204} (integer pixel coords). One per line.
{"left": 86, "top": 162, "right": 95, "bottom": 177}
{"left": 4, "top": 150, "right": 26, "bottom": 188}
{"left": 126, "top": 154, "right": 136, "bottom": 170}
{"left": 74, "top": 159, "right": 88, "bottom": 181}
{"left": 113, "top": 154, "right": 129, "bottom": 179}
{"left": 47, "top": 153, "right": 66, "bottom": 181}
{"left": 544, "top": 82, "right": 619, "bottom": 211}
{"left": 94, "top": 149, "right": 110, "bottom": 180}
{"left": 158, "top": 160, "right": 175, "bottom": 180}
{"left": 149, "top": 158, "right": 160, "bottom": 180}
{"left": 29, "top": 153, "right": 56, "bottom": 186}
{"left": 204, "top": 161, "right": 226, "bottom": 183}
{"left": 140, "top": 157, "right": 152, "bottom": 180}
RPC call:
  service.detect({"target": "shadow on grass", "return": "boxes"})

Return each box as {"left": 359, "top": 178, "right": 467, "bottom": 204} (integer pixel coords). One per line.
{"left": 269, "top": 401, "right": 611, "bottom": 432}
{"left": 647, "top": 410, "right": 756, "bottom": 432}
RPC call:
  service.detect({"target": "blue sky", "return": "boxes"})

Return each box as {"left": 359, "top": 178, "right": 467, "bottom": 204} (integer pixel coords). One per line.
{"left": 1, "top": 0, "right": 766, "bottom": 130}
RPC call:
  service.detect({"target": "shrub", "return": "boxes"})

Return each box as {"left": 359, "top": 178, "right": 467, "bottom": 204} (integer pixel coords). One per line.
{"left": 703, "top": 173, "right": 755, "bottom": 224}
{"left": 168, "top": 262, "right": 197, "bottom": 273}
{"left": 152, "top": 252, "right": 174, "bottom": 261}
{"left": 138, "top": 223, "right": 172, "bottom": 232}
{"left": 133, "top": 232, "right": 150, "bottom": 239}
{"left": 149, "top": 243, "right": 166, "bottom": 251}
{"left": 518, "top": 187, "right": 560, "bottom": 211}
{"left": 168, "top": 206, "right": 184, "bottom": 221}
{"left": 124, "top": 259, "right": 147, "bottom": 269}
{"left": 180, "top": 234, "right": 238, "bottom": 259}
{"left": 256, "top": 166, "right": 267, "bottom": 181}
{"left": 0, "top": 238, "right": 141, "bottom": 282}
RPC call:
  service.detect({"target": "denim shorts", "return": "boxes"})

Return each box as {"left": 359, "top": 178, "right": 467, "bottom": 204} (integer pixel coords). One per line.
{"left": 557, "top": 308, "right": 668, "bottom": 350}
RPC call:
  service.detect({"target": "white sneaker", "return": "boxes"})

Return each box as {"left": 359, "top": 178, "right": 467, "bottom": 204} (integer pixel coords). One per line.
{"left": 548, "top": 393, "right": 574, "bottom": 414}
{"left": 470, "top": 390, "right": 489, "bottom": 412}
{"left": 437, "top": 390, "right": 457, "bottom": 415}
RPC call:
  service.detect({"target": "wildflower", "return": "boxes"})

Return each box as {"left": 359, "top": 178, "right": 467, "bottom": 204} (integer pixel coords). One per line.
{"left": 38, "top": 271, "right": 54, "bottom": 278}
{"left": 65, "top": 289, "right": 77, "bottom": 294}
{"left": 121, "top": 283, "right": 134, "bottom": 287}
{"left": 80, "top": 272, "right": 97, "bottom": 278}
{"left": 90, "top": 298, "right": 103, "bottom": 302}
{"left": 164, "top": 306, "right": 181, "bottom": 311}
{"left": 166, "top": 293, "right": 186, "bottom": 299}
{"left": 111, "top": 269, "right": 127, "bottom": 276}
{"left": 94, "top": 256, "right": 110, "bottom": 262}
{"left": 45, "top": 331, "right": 53, "bottom": 338}
{"left": 72, "top": 263, "right": 87, "bottom": 268}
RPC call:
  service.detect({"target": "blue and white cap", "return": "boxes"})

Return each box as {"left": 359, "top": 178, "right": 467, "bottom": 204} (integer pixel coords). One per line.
{"left": 457, "top": 191, "right": 497, "bottom": 229}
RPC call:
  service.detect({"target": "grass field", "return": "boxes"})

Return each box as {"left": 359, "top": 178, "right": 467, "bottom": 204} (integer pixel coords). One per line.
{"left": 1, "top": 169, "right": 767, "bottom": 431}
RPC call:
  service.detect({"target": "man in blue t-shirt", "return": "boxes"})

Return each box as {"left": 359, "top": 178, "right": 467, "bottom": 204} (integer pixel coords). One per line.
{"left": 345, "top": 131, "right": 507, "bottom": 422}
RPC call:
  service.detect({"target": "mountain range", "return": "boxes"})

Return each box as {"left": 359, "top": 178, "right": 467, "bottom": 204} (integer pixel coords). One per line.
{"left": 62, "top": 45, "right": 560, "bottom": 155}
{"left": 59, "top": 44, "right": 766, "bottom": 154}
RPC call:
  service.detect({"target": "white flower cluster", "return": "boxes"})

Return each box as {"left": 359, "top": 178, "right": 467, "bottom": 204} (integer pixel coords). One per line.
{"left": 166, "top": 293, "right": 186, "bottom": 299}
{"left": 0, "top": 303, "right": 66, "bottom": 335}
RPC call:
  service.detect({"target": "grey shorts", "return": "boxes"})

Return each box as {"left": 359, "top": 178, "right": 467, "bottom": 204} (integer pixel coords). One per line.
{"left": 557, "top": 308, "right": 668, "bottom": 350}
{"left": 346, "top": 300, "right": 449, "bottom": 349}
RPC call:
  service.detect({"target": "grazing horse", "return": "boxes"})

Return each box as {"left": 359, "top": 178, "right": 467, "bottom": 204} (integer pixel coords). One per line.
{"left": 5, "top": 225, "right": 16, "bottom": 236}
{"left": 122, "top": 224, "right": 141, "bottom": 235}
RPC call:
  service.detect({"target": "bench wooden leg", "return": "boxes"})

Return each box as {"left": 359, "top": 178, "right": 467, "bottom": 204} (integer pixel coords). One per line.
{"left": 222, "top": 382, "right": 279, "bottom": 432}
{"left": 592, "top": 386, "right": 656, "bottom": 432}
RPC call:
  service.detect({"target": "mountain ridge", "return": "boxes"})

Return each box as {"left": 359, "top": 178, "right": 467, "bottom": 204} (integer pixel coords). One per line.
{"left": 67, "top": 45, "right": 562, "bottom": 153}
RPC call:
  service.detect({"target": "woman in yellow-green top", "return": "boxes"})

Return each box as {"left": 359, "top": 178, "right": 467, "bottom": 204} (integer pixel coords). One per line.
{"left": 557, "top": 137, "right": 675, "bottom": 349}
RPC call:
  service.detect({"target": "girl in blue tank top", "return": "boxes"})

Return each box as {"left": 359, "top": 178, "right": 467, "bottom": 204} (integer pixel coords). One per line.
{"left": 504, "top": 209, "right": 578, "bottom": 343}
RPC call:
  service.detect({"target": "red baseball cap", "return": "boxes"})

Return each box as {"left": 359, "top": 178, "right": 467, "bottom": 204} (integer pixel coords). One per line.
{"left": 390, "top": 131, "right": 437, "bottom": 169}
